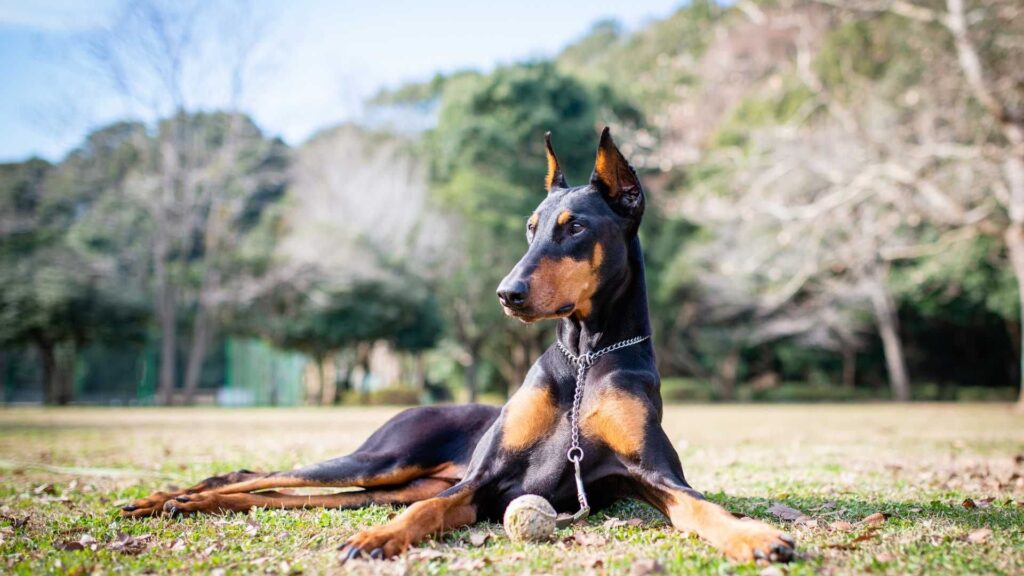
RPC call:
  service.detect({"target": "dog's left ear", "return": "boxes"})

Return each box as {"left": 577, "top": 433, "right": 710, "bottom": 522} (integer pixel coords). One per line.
{"left": 544, "top": 132, "right": 568, "bottom": 193}
{"left": 591, "top": 127, "right": 644, "bottom": 221}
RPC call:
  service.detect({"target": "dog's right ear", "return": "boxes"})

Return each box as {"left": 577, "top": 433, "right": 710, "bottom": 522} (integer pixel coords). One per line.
{"left": 544, "top": 132, "right": 568, "bottom": 193}
{"left": 591, "top": 127, "right": 644, "bottom": 222}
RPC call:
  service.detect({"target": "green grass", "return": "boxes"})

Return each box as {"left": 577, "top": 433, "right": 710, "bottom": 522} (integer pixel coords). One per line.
{"left": 1, "top": 404, "right": 1022, "bottom": 574}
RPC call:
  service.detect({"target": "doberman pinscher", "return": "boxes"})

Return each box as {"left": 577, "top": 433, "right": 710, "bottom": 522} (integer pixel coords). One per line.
{"left": 122, "top": 128, "right": 796, "bottom": 564}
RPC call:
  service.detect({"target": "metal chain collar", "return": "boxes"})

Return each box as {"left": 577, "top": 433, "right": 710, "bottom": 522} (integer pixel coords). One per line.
{"left": 554, "top": 334, "right": 649, "bottom": 527}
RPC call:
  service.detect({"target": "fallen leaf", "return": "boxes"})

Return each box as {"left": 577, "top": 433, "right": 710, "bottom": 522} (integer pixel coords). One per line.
{"left": 602, "top": 517, "right": 628, "bottom": 528}
{"left": 631, "top": 558, "right": 664, "bottom": 575}
{"left": 109, "top": 532, "right": 150, "bottom": 555}
{"left": 861, "top": 512, "right": 888, "bottom": 525}
{"left": 962, "top": 498, "right": 976, "bottom": 509}
{"left": 33, "top": 484, "right": 56, "bottom": 496}
{"left": 965, "top": 528, "right": 993, "bottom": 544}
{"left": 467, "top": 531, "right": 489, "bottom": 547}
{"left": 759, "top": 567, "right": 784, "bottom": 576}
{"left": 407, "top": 548, "right": 445, "bottom": 561}
{"left": 1, "top": 514, "right": 29, "bottom": 529}
{"left": 875, "top": 552, "right": 896, "bottom": 562}
{"left": 449, "top": 557, "right": 488, "bottom": 571}
{"left": 852, "top": 527, "right": 881, "bottom": 544}
{"left": 168, "top": 539, "right": 186, "bottom": 551}
{"left": 245, "top": 519, "right": 259, "bottom": 537}
{"left": 55, "top": 540, "right": 84, "bottom": 551}
{"left": 830, "top": 521, "right": 855, "bottom": 533}
{"left": 768, "top": 503, "right": 809, "bottom": 523}
{"left": 572, "top": 531, "right": 608, "bottom": 547}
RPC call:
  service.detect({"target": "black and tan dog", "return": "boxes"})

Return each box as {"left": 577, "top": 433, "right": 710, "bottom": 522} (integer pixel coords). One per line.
{"left": 122, "top": 128, "right": 795, "bottom": 563}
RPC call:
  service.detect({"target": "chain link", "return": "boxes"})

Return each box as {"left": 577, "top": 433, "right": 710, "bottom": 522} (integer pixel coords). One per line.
{"left": 554, "top": 334, "right": 649, "bottom": 525}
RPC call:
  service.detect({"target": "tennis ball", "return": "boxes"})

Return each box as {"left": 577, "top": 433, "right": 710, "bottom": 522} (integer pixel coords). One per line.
{"left": 503, "top": 494, "right": 557, "bottom": 543}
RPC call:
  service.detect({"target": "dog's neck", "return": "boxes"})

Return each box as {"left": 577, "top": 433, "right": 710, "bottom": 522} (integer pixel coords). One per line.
{"left": 556, "top": 235, "right": 653, "bottom": 358}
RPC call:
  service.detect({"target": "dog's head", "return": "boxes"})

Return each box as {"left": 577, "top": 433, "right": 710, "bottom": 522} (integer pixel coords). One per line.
{"left": 496, "top": 127, "right": 645, "bottom": 323}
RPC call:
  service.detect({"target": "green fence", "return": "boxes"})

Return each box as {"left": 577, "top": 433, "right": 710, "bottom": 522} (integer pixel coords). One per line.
{"left": 223, "top": 338, "right": 307, "bottom": 406}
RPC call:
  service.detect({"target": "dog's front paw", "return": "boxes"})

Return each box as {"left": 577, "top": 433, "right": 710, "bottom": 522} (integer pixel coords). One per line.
{"left": 339, "top": 526, "right": 412, "bottom": 561}
{"left": 161, "top": 492, "right": 231, "bottom": 516}
{"left": 722, "top": 520, "right": 795, "bottom": 563}
{"left": 121, "top": 490, "right": 181, "bottom": 518}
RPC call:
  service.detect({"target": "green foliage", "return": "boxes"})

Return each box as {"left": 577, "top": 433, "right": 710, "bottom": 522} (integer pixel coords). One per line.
{"left": 893, "top": 235, "right": 1018, "bottom": 321}
{"left": 556, "top": 0, "right": 723, "bottom": 112}
{"left": 425, "top": 61, "right": 607, "bottom": 394}
{"left": 249, "top": 279, "right": 441, "bottom": 359}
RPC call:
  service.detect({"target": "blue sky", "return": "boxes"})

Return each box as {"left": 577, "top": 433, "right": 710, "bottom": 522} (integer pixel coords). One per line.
{"left": 0, "top": 0, "right": 683, "bottom": 163}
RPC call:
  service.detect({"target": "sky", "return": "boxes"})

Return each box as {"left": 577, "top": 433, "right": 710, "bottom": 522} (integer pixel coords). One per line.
{"left": 0, "top": 0, "right": 684, "bottom": 163}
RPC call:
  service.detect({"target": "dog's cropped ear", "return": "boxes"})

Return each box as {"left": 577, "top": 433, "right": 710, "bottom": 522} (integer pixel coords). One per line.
{"left": 544, "top": 132, "right": 568, "bottom": 193}
{"left": 591, "top": 127, "right": 644, "bottom": 221}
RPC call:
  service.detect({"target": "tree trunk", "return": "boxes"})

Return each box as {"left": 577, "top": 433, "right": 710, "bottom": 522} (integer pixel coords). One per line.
{"left": 37, "top": 341, "right": 75, "bottom": 405}
{"left": 0, "top": 350, "right": 7, "bottom": 404}
{"left": 332, "top": 352, "right": 354, "bottom": 405}
{"left": 465, "top": 347, "right": 480, "bottom": 403}
{"left": 154, "top": 238, "right": 177, "bottom": 406}
{"left": 867, "top": 274, "right": 911, "bottom": 401}
{"left": 39, "top": 342, "right": 57, "bottom": 405}
{"left": 1001, "top": 124, "right": 1024, "bottom": 412}
{"left": 413, "top": 354, "right": 426, "bottom": 395}
{"left": 182, "top": 305, "right": 213, "bottom": 405}
{"left": 311, "top": 354, "right": 326, "bottom": 406}
{"left": 842, "top": 345, "right": 857, "bottom": 389}
{"left": 716, "top": 349, "right": 739, "bottom": 401}
{"left": 54, "top": 341, "right": 76, "bottom": 405}
{"left": 1004, "top": 224, "right": 1024, "bottom": 411}
{"left": 356, "top": 343, "right": 372, "bottom": 405}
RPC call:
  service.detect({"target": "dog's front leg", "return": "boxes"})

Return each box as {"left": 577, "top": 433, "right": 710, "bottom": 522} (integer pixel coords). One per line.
{"left": 581, "top": 385, "right": 794, "bottom": 562}
{"left": 627, "top": 427, "right": 796, "bottom": 563}
{"left": 339, "top": 484, "right": 477, "bottom": 560}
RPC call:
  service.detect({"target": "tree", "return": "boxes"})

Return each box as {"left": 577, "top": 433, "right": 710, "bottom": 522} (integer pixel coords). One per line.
{"left": 809, "top": 0, "right": 1023, "bottom": 404}
{"left": 0, "top": 137, "right": 148, "bottom": 404}
{"left": 85, "top": 0, "right": 280, "bottom": 404}
{"left": 425, "top": 62, "right": 635, "bottom": 399}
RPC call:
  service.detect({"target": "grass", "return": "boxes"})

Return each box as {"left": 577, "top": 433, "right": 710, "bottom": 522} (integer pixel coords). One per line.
{"left": 0, "top": 404, "right": 1022, "bottom": 575}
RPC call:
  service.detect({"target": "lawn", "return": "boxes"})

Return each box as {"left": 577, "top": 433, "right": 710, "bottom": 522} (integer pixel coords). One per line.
{"left": 1, "top": 404, "right": 1022, "bottom": 575}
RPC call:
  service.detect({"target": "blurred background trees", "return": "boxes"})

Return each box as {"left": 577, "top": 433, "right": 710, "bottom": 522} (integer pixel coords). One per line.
{"left": 1, "top": 0, "right": 1022, "bottom": 406}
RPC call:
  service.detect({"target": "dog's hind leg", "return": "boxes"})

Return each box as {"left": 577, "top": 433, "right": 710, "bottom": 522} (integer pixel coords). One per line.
{"left": 162, "top": 477, "right": 455, "bottom": 516}
{"left": 122, "top": 405, "right": 498, "bottom": 518}
{"left": 122, "top": 469, "right": 269, "bottom": 518}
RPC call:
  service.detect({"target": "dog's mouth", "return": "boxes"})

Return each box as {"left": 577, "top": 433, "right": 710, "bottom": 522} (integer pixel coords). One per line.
{"left": 502, "top": 303, "right": 575, "bottom": 323}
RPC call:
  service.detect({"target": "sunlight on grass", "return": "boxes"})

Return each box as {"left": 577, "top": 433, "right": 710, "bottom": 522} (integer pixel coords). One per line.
{"left": 1, "top": 404, "right": 1022, "bottom": 574}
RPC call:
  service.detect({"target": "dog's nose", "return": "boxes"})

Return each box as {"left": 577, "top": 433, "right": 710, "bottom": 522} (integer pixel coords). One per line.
{"left": 497, "top": 280, "right": 529, "bottom": 309}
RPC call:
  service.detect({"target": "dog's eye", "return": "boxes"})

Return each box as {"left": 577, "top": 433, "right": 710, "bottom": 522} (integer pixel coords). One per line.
{"left": 526, "top": 223, "right": 536, "bottom": 241}
{"left": 569, "top": 222, "right": 585, "bottom": 236}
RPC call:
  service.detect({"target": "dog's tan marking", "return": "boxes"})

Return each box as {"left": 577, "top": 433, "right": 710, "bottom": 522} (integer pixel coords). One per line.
{"left": 638, "top": 485, "right": 794, "bottom": 562}
{"left": 343, "top": 488, "right": 477, "bottom": 558}
{"left": 528, "top": 213, "right": 539, "bottom": 229}
{"left": 556, "top": 210, "right": 572, "bottom": 226}
{"left": 593, "top": 129, "right": 632, "bottom": 199}
{"left": 500, "top": 385, "right": 559, "bottom": 451}
{"left": 582, "top": 386, "right": 647, "bottom": 456}
{"left": 545, "top": 132, "right": 564, "bottom": 190}
{"left": 529, "top": 242, "right": 603, "bottom": 320}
